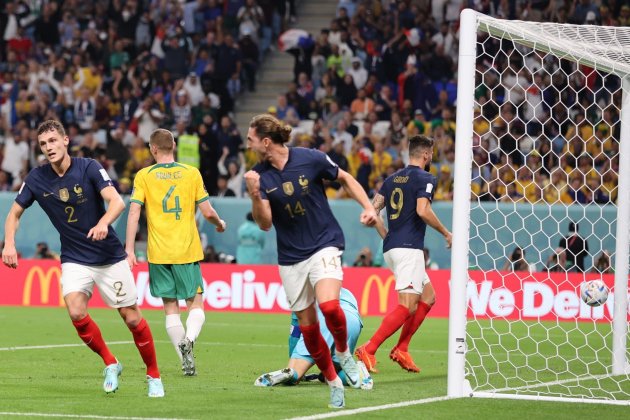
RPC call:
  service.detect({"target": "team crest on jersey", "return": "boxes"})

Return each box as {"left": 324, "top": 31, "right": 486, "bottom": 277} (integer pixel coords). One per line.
{"left": 73, "top": 184, "right": 83, "bottom": 195}
{"left": 298, "top": 175, "right": 309, "bottom": 195}
{"left": 59, "top": 188, "right": 70, "bottom": 202}
{"left": 283, "top": 181, "right": 294, "bottom": 196}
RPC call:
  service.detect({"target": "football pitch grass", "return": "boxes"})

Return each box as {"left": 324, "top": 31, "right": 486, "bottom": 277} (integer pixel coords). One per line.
{"left": 0, "top": 307, "right": 628, "bottom": 419}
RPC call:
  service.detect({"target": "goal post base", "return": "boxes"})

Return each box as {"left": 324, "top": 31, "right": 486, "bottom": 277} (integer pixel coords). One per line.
{"left": 472, "top": 392, "right": 630, "bottom": 406}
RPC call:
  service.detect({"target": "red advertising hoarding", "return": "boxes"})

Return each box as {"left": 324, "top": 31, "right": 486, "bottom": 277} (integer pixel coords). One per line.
{"left": 1, "top": 260, "right": 627, "bottom": 321}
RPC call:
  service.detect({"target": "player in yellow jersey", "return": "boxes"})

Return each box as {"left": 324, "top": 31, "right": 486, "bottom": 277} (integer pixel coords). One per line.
{"left": 125, "top": 128, "right": 226, "bottom": 376}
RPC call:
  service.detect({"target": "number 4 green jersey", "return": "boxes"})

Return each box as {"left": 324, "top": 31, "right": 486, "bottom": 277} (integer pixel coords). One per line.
{"left": 131, "top": 162, "right": 209, "bottom": 264}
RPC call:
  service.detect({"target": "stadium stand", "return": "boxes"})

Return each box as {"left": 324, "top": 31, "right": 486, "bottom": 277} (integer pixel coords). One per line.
{"left": 0, "top": 0, "right": 621, "bottom": 207}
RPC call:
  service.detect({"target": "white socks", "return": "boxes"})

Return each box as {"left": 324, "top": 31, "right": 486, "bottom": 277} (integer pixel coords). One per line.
{"left": 165, "top": 314, "right": 185, "bottom": 361}
{"left": 326, "top": 376, "right": 343, "bottom": 388}
{"left": 185, "top": 308, "right": 206, "bottom": 342}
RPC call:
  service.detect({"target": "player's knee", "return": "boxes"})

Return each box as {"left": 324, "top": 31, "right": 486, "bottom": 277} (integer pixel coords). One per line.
{"left": 318, "top": 299, "right": 340, "bottom": 315}
{"left": 68, "top": 310, "right": 88, "bottom": 322}
{"left": 119, "top": 307, "right": 142, "bottom": 328}
{"left": 421, "top": 293, "right": 436, "bottom": 307}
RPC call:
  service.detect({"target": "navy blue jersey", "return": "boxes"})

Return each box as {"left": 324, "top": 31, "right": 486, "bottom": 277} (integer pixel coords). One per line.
{"left": 15, "top": 158, "right": 127, "bottom": 265}
{"left": 380, "top": 165, "right": 436, "bottom": 253}
{"left": 254, "top": 147, "right": 345, "bottom": 265}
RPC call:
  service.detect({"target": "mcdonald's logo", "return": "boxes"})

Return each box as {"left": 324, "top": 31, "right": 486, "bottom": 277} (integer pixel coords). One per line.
{"left": 360, "top": 274, "right": 396, "bottom": 315}
{"left": 22, "top": 266, "right": 63, "bottom": 306}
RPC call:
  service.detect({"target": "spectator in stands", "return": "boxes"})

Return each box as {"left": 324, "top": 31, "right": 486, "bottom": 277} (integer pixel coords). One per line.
{"left": 1, "top": 128, "right": 29, "bottom": 190}
{"left": 545, "top": 247, "right": 568, "bottom": 272}
{"left": 216, "top": 115, "right": 243, "bottom": 159}
{"left": 336, "top": 73, "right": 358, "bottom": 109}
{"left": 212, "top": 32, "right": 242, "bottom": 114}
{"left": 239, "top": 31, "right": 260, "bottom": 92}
{"left": 369, "top": 138, "right": 391, "bottom": 189}
{"left": 424, "top": 248, "right": 439, "bottom": 270}
{"left": 0, "top": 170, "right": 12, "bottom": 191}
{"left": 34, "top": 242, "right": 60, "bottom": 260}
{"left": 503, "top": 246, "right": 530, "bottom": 272}
{"left": 203, "top": 245, "right": 221, "bottom": 263}
{"left": 133, "top": 97, "right": 164, "bottom": 143}
{"left": 592, "top": 250, "right": 613, "bottom": 274}
{"left": 559, "top": 222, "right": 589, "bottom": 272}
{"left": 352, "top": 246, "right": 373, "bottom": 267}
{"left": 216, "top": 174, "right": 236, "bottom": 197}
{"left": 350, "top": 88, "right": 375, "bottom": 121}
{"left": 433, "top": 165, "right": 454, "bottom": 201}
{"left": 568, "top": 176, "right": 589, "bottom": 204}
{"left": 335, "top": 111, "right": 354, "bottom": 139}
{"left": 237, "top": 0, "right": 265, "bottom": 45}
{"left": 346, "top": 56, "right": 368, "bottom": 90}
{"left": 218, "top": 148, "right": 246, "bottom": 198}
{"left": 331, "top": 119, "right": 353, "bottom": 155}
{"left": 374, "top": 84, "right": 396, "bottom": 121}
{"left": 236, "top": 212, "right": 266, "bottom": 264}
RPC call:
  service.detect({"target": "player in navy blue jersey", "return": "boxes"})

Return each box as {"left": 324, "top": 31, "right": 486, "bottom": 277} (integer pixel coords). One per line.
{"left": 355, "top": 135, "right": 452, "bottom": 374}
{"left": 244, "top": 114, "right": 378, "bottom": 409}
{"left": 2, "top": 120, "right": 164, "bottom": 397}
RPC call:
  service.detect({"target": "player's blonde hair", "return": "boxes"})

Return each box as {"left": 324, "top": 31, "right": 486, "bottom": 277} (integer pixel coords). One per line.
{"left": 37, "top": 120, "right": 66, "bottom": 138}
{"left": 149, "top": 128, "right": 175, "bottom": 151}
{"left": 249, "top": 114, "right": 292, "bottom": 144}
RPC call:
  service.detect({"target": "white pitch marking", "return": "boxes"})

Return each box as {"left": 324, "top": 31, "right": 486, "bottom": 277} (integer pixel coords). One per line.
{"left": 284, "top": 396, "right": 452, "bottom": 420}
{"left": 0, "top": 413, "right": 191, "bottom": 420}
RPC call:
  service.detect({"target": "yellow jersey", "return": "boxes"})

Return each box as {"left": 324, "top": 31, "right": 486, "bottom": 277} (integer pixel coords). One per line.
{"left": 131, "top": 162, "right": 209, "bottom": 264}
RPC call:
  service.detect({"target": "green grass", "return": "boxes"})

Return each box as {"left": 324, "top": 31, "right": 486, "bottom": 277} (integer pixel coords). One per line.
{"left": 0, "top": 307, "right": 628, "bottom": 419}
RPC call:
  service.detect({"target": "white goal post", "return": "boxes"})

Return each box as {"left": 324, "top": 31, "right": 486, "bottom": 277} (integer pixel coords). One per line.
{"left": 448, "top": 9, "right": 630, "bottom": 405}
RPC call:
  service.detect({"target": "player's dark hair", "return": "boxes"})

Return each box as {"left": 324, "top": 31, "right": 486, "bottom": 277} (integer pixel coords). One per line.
{"left": 37, "top": 120, "right": 66, "bottom": 138}
{"left": 249, "top": 114, "right": 292, "bottom": 144}
{"left": 149, "top": 128, "right": 175, "bottom": 151}
{"left": 409, "top": 135, "right": 434, "bottom": 158}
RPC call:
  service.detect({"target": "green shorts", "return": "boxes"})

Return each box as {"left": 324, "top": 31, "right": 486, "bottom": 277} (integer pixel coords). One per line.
{"left": 148, "top": 262, "right": 204, "bottom": 300}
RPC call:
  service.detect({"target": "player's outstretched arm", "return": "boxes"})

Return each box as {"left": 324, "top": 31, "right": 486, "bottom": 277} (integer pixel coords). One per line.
{"left": 125, "top": 201, "right": 142, "bottom": 268}
{"left": 198, "top": 200, "right": 226, "bottom": 232}
{"left": 2, "top": 202, "right": 25, "bottom": 269}
{"left": 87, "top": 186, "right": 126, "bottom": 241}
{"left": 336, "top": 169, "right": 378, "bottom": 226}
{"left": 371, "top": 193, "right": 387, "bottom": 239}
{"left": 244, "top": 170, "right": 272, "bottom": 231}
{"left": 417, "top": 197, "right": 452, "bottom": 248}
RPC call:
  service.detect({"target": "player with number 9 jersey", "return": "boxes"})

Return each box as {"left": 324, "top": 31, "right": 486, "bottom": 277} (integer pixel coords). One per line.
{"left": 355, "top": 135, "right": 452, "bottom": 375}
{"left": 379, "top": 160, "right": 436, "bottom": 253}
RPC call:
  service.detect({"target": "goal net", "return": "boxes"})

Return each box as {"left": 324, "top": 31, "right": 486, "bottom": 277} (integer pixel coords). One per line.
{"left": 448, "top": 10, "right": 630, "bottom": 405}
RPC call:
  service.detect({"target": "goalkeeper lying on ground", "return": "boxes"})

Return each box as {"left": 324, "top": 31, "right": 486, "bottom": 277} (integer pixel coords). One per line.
{"left": 255, "top": 288, "right": 373, "bottom": 389}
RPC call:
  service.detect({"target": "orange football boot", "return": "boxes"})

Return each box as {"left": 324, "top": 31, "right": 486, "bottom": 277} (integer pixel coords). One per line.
{"left": 355, "top": 344, "right": 378, "bottom": 373}
{"left": 389, "top": 346, "right": 420, "bottom": 373}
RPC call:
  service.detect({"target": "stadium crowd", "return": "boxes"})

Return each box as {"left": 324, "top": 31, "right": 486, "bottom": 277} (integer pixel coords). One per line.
{"left": 0, "top": 0, "right": 622, "bottom": 206}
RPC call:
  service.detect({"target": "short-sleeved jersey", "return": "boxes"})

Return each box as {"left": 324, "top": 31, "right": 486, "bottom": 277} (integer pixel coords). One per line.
{"left": 131, "top": 162, "right": 209, "bottom": 264}
{"left": 379, "top": 165, "right": 436, "bottom": 253}
{"left": 254, "top": 147, "right": 344, "bottom": 265}
{"left": 15, "top": 158, "right": 126, "bottom": 265}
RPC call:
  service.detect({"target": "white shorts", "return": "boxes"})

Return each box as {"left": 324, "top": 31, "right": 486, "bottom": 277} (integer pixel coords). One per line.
{"left": 384, "top": 248, "right": 431, "bottom": 294}
{"left": 279, "top": 247, "right": 344, "bottom": 311}
{"left": 61, "top": 260, "right": 138, "bottom": 308}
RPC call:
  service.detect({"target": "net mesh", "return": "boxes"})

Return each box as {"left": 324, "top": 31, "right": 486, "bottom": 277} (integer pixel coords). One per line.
{"left": 465, "top": 15, "right": 630, "bottom": 402}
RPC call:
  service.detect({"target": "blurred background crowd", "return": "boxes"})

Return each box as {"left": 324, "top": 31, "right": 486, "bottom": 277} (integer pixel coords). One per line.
{"left": 0, "top": 0, "right": 622, "bottom": 206}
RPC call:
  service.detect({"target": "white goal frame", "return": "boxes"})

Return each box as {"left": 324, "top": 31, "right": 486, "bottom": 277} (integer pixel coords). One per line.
{"left": 447, "top": 9, "right": 630, "bottom": 405}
